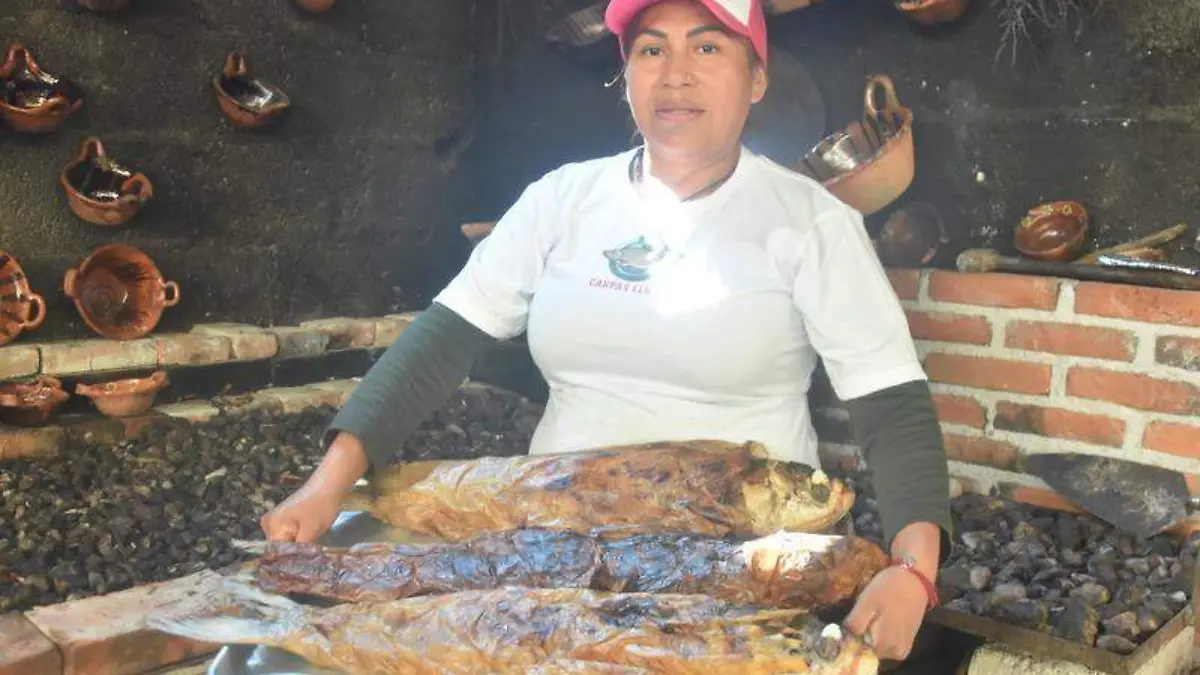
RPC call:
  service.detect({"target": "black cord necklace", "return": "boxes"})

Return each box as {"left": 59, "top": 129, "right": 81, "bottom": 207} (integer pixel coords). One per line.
{"left": 628, "top": 147, "right": 737, "bottom": 202}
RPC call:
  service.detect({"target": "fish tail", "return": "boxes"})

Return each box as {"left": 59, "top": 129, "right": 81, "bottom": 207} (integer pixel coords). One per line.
{"left": 148, "top": 580, "right": 301, "bottom": 645}
{"left": 147, "top": 613, "right": 279, "bottom": 645}
{"left": 222, "top": 578, "right": 301, "bottom": 614}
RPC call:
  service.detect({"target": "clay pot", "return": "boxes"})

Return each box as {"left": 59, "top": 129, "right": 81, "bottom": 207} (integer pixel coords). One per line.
{"left": 59, "top": 137, "right": 154, "bottom": 227}
{"left": 0, "top": 43, "right": 83, "bottom": 134}
{"left": 1014, "top": 201, "right": 1089, "bottom": 261}
{"left": 820, "top": 75, "right": 915, "bottom": 216}
{"left": 212, "top": 52, "right": 291, "bottom": 129}
{"left": 876, "top": 202, "right": 949, "bottom": 267}
{"left": 75, "top": 0, "right": 132, "bottom": 10}
{"left": 461, "top": 221, "right": 496, "bottom": 246}
{"left": 295, "top": 0, "right": 337, "bottom": 13}
{"left": 63, "top": 245, "right": 180, "bottom": 340}
{"left": 0, "top": 377, "right": 69, "bottom": 427}
{"left": 895, "top": 0, "right": 969, "bottom": 25}
{"left": 75, "top": 370, "right": 168, "bottom": 419}
{"left": 0, "top": 250, "right": 46, "bottom": 347}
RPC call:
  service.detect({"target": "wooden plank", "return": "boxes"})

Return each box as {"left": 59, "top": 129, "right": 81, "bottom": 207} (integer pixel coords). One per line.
{"left": 926, "top": 606, "right": 1192, "bottom": 675}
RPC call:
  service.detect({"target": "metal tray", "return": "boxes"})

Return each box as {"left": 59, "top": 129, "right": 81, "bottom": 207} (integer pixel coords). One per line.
{"left": 208, "top": 511, "right": 427, "bottom": 675}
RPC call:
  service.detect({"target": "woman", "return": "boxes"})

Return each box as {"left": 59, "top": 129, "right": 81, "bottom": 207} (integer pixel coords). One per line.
{"left": 261, "top": 0, "right": 952, "bottom": 662}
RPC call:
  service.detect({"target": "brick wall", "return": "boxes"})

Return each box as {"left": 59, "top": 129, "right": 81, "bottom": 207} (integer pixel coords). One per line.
{"left": 814, "top": 269, "right": 1200, "bottom": 496}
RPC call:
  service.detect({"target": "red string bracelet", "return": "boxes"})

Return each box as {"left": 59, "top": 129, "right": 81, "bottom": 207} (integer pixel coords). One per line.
{"left": 891, "top": 557, "right": 939, "bottom": 611}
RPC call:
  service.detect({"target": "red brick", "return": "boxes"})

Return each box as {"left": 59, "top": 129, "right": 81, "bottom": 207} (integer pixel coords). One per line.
{"left": 924, "top": 353, "right": 1053, "bottom": 395}
{"left": 928, "top": 271, "right": 1060, "bottom": 310}
{"left": 1004, "top": 485, "right": 1085, "bottom": 514}
{"left": 943, "top": 433, "right": 1023, "bottom": 471}
{"left": 1156, "top": 335, "right": 1200, "bottom": 372}
{"left": 25, "top": 570, "right": 225, "bottom": 675}
{"left": 887, "top": 269, "right": 921, "bottom": 301}
{"left": 1004, "top": 320, "right": 1136, "bottom": 362}
{"left": 1066, "top": 367, "right": 1200, "bottom": 416}
{"left": 1185, "top": 473, "right": 1200, "bottom": 497}
{"left": 0, "top": 613, "right": 60, "bottom": 675}
{"left": 1143, "top": 420, "right": 1200, "bottom": 459}
{"left": 1075, "top": 283, "right": 1200, "bottom": 328}
{"left": 906, "top": 310, "right": 992, "bottom": 345}
{"left": 994, "top": 402, "right": 1126, "bottom": 447}
{"left": 932, "top": 393, "right": 986, "bottom": 428}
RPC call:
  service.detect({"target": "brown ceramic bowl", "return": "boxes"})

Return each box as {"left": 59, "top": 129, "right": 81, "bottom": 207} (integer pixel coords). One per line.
{"left": 63, "top": 244, "right": 180, "bottom": 340}
{"left": 0, "top": 249, "right": 46, "bottom": 347}
{"left": 894, "top": 0, "right": 969, "bottom": 25}
{"left": 1014, "top": 201, "right": 1089, "bottom": 261}
{"left": 59, "top": 137, "right": 154, "bottom": 227}
{"left": 212, "top": 52, "right": 291, "bottom": 129}
{"left": 0, "top": 376, "right": 69, "bottom": 427}
{"left": 75, "top": 371, "right": 168, "bottom": 419}
{"left": 0, "top": 43, "right": 84, "bottom": 134}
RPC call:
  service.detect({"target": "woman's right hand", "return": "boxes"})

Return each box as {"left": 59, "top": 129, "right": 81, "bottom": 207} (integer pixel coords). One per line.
{"left": 260, "top": 483, "right": 343, "bottom": 543}
{"left": 260, "top": 431, "right": 371, "bottom": 543}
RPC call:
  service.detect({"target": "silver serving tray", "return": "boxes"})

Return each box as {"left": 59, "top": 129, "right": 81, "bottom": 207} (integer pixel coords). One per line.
{"left": 207, "top": 510, "right": 431, "bottom": 675}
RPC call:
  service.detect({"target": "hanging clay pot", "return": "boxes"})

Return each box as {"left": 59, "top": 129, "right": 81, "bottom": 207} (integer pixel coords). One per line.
{"left": 212, "top": 52, "right": 291, "bottom": 129}
{"left": 820, "top": 74, "right": 915, "bottom": 216}
{"left": 295, "top": 0, "right": 337, "bottom": 13}
{"left": 895, "top": 0, "right": 969, "bottom": 25}
{"left": 63, "top": 244, "right": 179, "bottom": 340}
{"left": 0, "top": 377, "right": 69, "bottom": 427}
{"left": 59, "top": 137, "right": 154, "bottom": 227}
{"left": 76, "top": 370, "right": 168, "bottom": 419}
{"left": 0, "top": 250, "right": 46, "bottom": 347}
{"left": 75, "top": 0, "right": 133, "bottom": 10}
{"left": 0, "top": 43, "right": 83, "bottom": 134}
{"left": 1014, "top": 201, "right": 1089, "bottom": 262}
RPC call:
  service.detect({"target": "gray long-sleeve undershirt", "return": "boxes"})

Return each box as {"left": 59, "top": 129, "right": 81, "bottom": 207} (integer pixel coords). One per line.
{"left": 327, "top": 301, "right": 953, "bottom": 560}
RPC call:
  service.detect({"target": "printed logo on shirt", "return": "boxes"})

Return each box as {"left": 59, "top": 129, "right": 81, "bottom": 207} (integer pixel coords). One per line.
{"left": 602, "top": 236, "right": 670, "bottom": 282}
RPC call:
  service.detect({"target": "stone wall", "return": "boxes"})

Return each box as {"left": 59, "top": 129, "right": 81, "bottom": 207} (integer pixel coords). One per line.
{"left": 0, "top": 0, "right": 476, "bottom": 342}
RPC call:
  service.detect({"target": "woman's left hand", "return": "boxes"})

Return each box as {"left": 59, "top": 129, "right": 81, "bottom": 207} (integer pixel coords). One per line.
{"left": 842, "top": 565, "right": 930, "bottom": 661}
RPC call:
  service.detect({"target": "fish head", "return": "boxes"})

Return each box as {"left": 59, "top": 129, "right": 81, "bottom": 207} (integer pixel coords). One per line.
{"left": 741, "top": 460, "right": 856, "bottom": 535}
{"left": 794, "top": 620, "right": 880, "bottom": 675}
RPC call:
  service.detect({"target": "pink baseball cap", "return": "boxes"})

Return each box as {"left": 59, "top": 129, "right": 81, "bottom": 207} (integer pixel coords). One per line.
{"left": 605, "top": 0, "right": 768, "bottom": 66}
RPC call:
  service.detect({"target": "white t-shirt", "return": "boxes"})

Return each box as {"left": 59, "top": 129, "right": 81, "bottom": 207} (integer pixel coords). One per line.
{"left": 435, "top": 145, "right": 925, "bottom": 468}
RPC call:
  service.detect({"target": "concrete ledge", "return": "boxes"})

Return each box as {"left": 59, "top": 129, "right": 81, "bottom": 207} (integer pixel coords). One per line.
{"left": 0, "top": 378, "right": 361, "bottom": 460}
{"left": 0, "top": 313, "right": 418, "bottom": 381}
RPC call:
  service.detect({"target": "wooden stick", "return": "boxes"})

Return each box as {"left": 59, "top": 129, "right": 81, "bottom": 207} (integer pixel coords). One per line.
{"left": 1074, "top": 223, "right": 1189, "bottom": 263}
{"left": 957, "top": 249, "right": 1200, "bottom": 291}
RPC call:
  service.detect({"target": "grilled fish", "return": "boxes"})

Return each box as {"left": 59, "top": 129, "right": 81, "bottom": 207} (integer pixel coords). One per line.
{"left": 237, "top": 529, "right": 887, "bottom": 609}
{"left": 342, "top": 440, "right": 855, "bottom": 540}
{"left": 149, "top": 583, "right": 879, "bottom": 675}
